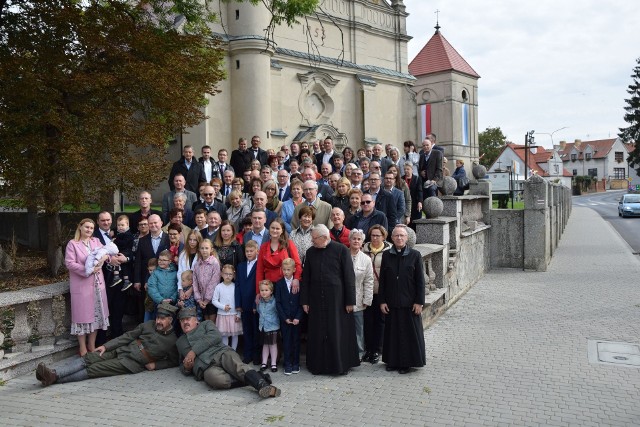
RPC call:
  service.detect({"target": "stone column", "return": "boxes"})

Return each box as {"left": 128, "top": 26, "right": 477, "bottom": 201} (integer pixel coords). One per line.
{"left": 34, "top": 298, "right": 56, "bottom": 350}
{"left": 414, "top": 217, "right": 455, "bottom": 288}
{"left": 11, "top": 302, "right": 32, "bottom": 353}
{"left": 523, "top": 175, "right": 550, "bottom": 271}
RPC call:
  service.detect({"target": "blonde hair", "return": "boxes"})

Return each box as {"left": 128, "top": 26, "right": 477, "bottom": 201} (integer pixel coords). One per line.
{"left": 244, "top": 240, "right": 259, "bottom": 250}
{"left": 74, "top": 218, "right": 95, "bottom": 241}
{"left": 116, "top": 215, "right": 129, "bottom": 225}
{"left": 259, "top": 280, "right": 274, "bottom": 293}
{"left": 281, "top": 258, "right": 296, "bottom": 269}
{"left": 181, "top": 270, "right": 193, "bottom": 282}
{"left": 222, "top": 264, "right": 235, "bottom": 273}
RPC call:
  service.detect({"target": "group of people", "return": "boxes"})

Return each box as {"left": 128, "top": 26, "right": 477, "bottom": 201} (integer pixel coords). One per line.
{"left": 46, "top": 134, "right": 469, "bottom": 396}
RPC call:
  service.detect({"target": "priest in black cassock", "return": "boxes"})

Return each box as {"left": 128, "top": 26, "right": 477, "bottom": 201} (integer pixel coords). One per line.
{"left": 300, "top": 224, "right": 360, "bottom": 375}
{"left": 379, "top": 224, "right": 426, "bottom": 374}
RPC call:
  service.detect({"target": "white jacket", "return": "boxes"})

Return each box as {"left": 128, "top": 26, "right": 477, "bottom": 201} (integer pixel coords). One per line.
{"left": 352, "top": 250, "right": 374, "bottom": 312}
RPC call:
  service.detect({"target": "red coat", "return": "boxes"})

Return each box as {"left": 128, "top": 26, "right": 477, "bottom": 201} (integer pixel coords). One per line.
{"left": 330, "top": 226, "right": 351, "bottom": 247}
{"left": 255, "top": 239, "right": 302, "bottom": 292}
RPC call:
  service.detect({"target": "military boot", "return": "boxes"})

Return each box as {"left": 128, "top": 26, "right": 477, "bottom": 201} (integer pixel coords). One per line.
{"left": 244, "top": 370, "right": 281, "bottom": 398}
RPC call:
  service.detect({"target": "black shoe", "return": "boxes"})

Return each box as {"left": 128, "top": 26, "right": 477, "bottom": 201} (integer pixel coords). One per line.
{"left": 245, "top": 370, "right": 281, "bottom": 398}
{"left": 385, "top": 365, "right": 396, "bottom": 372}
{"left": 398, "top": 368, "right": 411, "bottom": 374}
{"left": 242, "top": 357, "right": 252, "bottom": 364}
{"left": 260, "top": 372, "right": 273, "bottom": 385}
{"left": 110, "top": 277, "right": 123, "bottom": 288}
{"left": 369, "top": 352, "right": 380, "bottom": 364}
{"left": 271, "top": 365, "right": 277, "bottom": 373}
{"left": 120, "top": 279, "right": 132, "bottom": 291}
{"left": 260, "top": 364, "right": 267, "bottom": 371}
{"left": 361, "top": 352, "right": 371, "bottom": 363}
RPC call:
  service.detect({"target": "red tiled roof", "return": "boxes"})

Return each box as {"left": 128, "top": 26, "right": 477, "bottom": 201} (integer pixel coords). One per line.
{"left": 409, "top": 30, "right": 480, "bottom": 78}
{"left": 557, "top": 138, "right": 616, "bottom": 161}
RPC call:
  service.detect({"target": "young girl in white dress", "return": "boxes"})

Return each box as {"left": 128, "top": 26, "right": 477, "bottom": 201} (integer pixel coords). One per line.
{"left": 212, "top": 264, "right": 242, "bottom": 349}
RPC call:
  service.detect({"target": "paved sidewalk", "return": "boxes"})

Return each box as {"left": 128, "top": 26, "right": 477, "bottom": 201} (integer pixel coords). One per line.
{"left": 2, "top": 207, "right": 640, "bottom": 426}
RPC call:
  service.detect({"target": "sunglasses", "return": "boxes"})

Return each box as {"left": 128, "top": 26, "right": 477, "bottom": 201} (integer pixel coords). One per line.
{"left": 361, "top": 200, "right": 373, "bottom": 205}
{"left": 203, "top": 193, "right": 214, "bottom": 196}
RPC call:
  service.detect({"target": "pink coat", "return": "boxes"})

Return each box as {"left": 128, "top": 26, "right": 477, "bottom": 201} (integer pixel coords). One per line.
{"left": 65, "top": 238, "right": 109, "bottom": 324}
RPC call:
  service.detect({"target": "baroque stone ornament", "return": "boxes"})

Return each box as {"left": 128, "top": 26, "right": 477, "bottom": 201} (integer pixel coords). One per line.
{"left": 472, "top": 163, "right": 487, "bottom": 180}
{"left": 406, "top": 226, "right": 417, "bottom": 248}
{"left": 422, "top": 196, "right": 443, "bottom": 218}
{"left": 441, "top": 176, "right": 457, "bottom": 195}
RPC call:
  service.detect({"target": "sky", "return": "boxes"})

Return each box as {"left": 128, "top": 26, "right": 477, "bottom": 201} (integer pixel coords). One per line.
{"left": 404, "top": 0, "right": 640, "bottom": 149}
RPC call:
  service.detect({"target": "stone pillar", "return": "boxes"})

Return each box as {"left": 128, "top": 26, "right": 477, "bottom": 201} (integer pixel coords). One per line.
{"left": 11, "top": 302, "right": 32, "bottom": 353}
{"left": 523, "top": 175, "right": 550, "bottom": 271}
{"left": 414, "top": 217, "right": 455, "bottom": 288}
{"left": 468, "top": 180, "right": 492, "bottom": 222}
{"left": 441, "top": 196, "right": 461, "bottom": 251}
{"left": 34, "top": 298, "right": 56, "bottom": 350}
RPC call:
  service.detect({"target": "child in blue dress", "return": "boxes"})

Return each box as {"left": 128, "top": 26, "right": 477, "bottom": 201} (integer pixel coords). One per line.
{"left": 256, "top": 280, "right": 280, "bottom": 372}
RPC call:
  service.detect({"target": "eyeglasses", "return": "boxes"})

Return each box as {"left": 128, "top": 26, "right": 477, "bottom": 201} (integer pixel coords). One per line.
{"left": 203, "top": 193, "right": 213, "bottom": 196}
{"left": 138, "top": 223, "right": 148, "bottom": 227}
{"left": 303, "top": 188, "right": 315, "bottom": 192}
{"left": 361, "top": 200, "right": 373, "bottom": 205}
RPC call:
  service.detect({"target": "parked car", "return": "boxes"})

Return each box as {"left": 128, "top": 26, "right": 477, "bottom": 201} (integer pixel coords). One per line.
{"left": 618, "top": 193, "right": 640, "bottom": 218}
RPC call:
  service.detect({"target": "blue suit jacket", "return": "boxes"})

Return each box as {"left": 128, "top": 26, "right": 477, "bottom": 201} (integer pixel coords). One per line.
{"left": 275, "top": 277, "right": 303, "bottom": 322}
{"left": 235, "top": 261, "right": 257, "bottom": 311}
{"left": 277, "top": 186, "right": 292, "bottom": 202}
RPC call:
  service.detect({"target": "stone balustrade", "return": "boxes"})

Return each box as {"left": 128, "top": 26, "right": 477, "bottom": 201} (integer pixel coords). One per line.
{"left": 0, "top": 281, "right": 76, "bottom": 380}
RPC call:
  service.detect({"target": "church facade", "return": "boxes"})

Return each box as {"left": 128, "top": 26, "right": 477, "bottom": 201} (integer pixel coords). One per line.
{"left": 175, "top": 0, "right": 416, "bottom": 155}
{"left": 168, "top": 0, "right": 479, "bottom": 176}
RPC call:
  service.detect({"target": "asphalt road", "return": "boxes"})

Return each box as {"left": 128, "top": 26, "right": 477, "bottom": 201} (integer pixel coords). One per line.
{"left": 572, "top": 189, "right": 640, "bottom": 253}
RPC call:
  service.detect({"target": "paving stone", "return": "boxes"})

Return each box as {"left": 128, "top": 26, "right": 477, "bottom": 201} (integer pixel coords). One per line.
{"left": 1, "top": 207, "right": 640, "bottom": 425}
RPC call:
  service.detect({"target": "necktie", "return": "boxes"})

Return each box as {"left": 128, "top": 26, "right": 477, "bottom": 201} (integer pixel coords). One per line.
{"left": 279, "top": 188, "right": 284, "bottom": 201}
{"left": 220, "top": 164, "right": 225, "bottom": 173}
{"left": 225, "top": 186, "right": 230, "bottom": 197}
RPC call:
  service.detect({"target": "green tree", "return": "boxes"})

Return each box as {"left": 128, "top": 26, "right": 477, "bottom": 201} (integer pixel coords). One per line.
{"left": 619, "top": 57, "right": 640, "bottom": 177}
{"left": 0, "top": 0, "right": 318, "bottom": 275}
{"left": 479, "top": 126, "right": 508, "bottom": 168}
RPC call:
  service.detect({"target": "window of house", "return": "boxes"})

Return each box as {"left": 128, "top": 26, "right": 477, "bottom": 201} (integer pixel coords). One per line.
{"left": 615, "top": 151, "right": 624, "bottom": 162}
{"left": 572, "top": 169, "right": 577, "bottom": 176}
{"left": 587, "top": 168, "right": 598, "bottom": 178}
{"left": 585, "top": 153, "right": 592, "bottom": 161}
{"left": 614, "top": 168, "right": 626, "bottom": 179}
{"left": 571, "top": 153, "right": 577, "bottom": 161}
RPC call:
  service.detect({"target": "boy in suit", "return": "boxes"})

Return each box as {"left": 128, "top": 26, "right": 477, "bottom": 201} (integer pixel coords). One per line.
{"left": 235, "top": 240, "right": 260, "bottom": 364}
{"left": 275, "top": 258, "right": 303, "bottom": 375}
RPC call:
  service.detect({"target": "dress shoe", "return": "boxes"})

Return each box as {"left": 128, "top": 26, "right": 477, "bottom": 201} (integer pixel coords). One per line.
{"left": 385, "top": 365, "right": 397, "bottom": 372}
{"left": 398, "top": 368, "right": 411, "bottom": 374}
{"left": 369, "top": 352, "right": 380, "bottom": 364}
{"left": 360, "top": 352, "right": 371, "bottom": 363}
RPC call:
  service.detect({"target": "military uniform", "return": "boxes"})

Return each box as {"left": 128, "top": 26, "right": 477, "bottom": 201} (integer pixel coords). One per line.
{"left": 176, "top": 308, "right": 280, "bottom": 398}
{"left": 86, "top": 320, "right": 179, "bottom": 377}
{"left": 36, "top": 303, "right": 178, "bottom": 386}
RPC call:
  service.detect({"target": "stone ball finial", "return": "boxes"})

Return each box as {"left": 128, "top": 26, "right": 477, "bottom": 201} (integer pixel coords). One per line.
{"left": 472, "top": 164, "right": 487, "bottom": 180}
{"left": 528, "top": 174, "right": 545, "bottom": 183}
{"left": 423, "top": 196, "right": 443, "bottom": 218}
{"left": 440, "top": 176, "right": 458, "bottom": 195}
{"left": 406, "top": 226, "right": 416, "bottom": 248}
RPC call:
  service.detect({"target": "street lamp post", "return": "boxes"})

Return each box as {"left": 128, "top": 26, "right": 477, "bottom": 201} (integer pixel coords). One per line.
{"left": 524, "top": 130, "right": 536, "bottom": 180}
{"left": 537, "top": 126, "right": 569, "bottom": 148}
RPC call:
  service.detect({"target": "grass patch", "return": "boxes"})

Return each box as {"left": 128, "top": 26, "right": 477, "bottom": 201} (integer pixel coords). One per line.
{"left": 492, "top": 200, "right": 524, "bottom": 210}
{"left": 422, "top": 386, "right": 431, "bottom": 394}
{"left": 265, "top": 415, "right": 284, "bottom": 423}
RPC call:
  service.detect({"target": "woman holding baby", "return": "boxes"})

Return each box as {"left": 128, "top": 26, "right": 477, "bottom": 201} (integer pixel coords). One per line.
{"left": 65, "top": 218, "right": 111, "bottom": 355}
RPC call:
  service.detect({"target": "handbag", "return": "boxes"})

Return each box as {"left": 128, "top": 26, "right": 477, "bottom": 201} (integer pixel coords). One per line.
{"left": 456, "top": 176, "right": 470, "bottom": 191}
